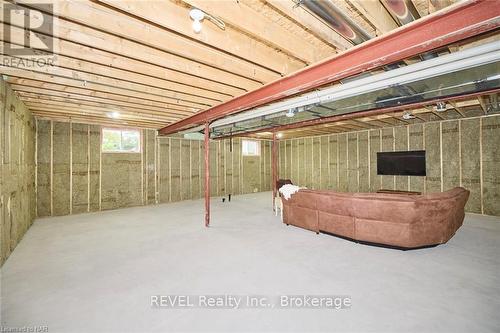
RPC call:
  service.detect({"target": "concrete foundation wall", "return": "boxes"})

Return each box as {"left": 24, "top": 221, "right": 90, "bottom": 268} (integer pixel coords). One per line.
{"left": 279, "top": 115, "right": 500, "bottom": 216}
{"left": 0, "top": 79, "right": 36, "bottom": 266}
{"left": 36, "top": 122, "right": 271, "bottom": 217}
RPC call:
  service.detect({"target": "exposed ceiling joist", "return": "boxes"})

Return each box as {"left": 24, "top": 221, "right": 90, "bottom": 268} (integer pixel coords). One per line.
{"left": 264, "top": 0, "right": 353, "bottom": 50}
{"left": 159, "top": 0, "right": 500, "bottom": 135}
{"left": 14, "top": 0, "right": 283, "bottom": 83}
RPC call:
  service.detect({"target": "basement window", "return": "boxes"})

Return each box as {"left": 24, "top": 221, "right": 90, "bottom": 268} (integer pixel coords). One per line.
{"left": 102, "top": 128, "right": 141, "bottom": 153}
{"left": 242, "top": 140, "right": 260, "bottom": 156}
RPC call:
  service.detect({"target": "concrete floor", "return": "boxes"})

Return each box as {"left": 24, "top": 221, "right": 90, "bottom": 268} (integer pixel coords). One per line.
{"left": 1, "top": 192, "right": 499, "bottom": 333}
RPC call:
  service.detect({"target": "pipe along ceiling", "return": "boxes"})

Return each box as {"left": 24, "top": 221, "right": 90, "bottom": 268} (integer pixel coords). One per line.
{"left": 209, "top": 41, "right": 500, "bottom": 138}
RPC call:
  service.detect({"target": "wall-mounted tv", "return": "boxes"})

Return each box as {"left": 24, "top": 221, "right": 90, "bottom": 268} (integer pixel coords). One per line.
{"left": 377, "top": 150, "right": 426, "bottom": 176}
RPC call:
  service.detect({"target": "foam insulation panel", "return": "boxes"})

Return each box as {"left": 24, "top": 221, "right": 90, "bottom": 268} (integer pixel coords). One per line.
{"left": 312, "top": 137, "right": 321, "bottom": 189}
{"left": 181, "top": 139, "right": 191, "bottom": 200}
{"left": 52, "top": 122, "right": 70, "bottom": 216}
{"left": 461, "top": 118, "right": 481, "bottom": 213}
{"left": 278, "top": 114, "right": 500, "bottom": 216}
{"left": 394, "top": 126, "right": 409, "bottom": 191}
{"left": 408, "top": 124, "right": 425, "bottom": 193}
{"left": 36, "top": 120, "right": 51, "bottom": 217}
{"left": 329, "top": 135, "right": 338, "bottom": 190}
{"left": 145, "top": 129, "right": 156, "bottom": 205}
{"left": 347, "top": 132, "right": 358, "bottom": 192}
{"left": 320, "top": 136, "right": 329, "bottom": 189}
{"left": 442, "top": 121, "right": 460, "bottom": 191}
{"left": 34, "top": 114, "right": 499, "bottom": 219}
{"left": 158, "top": 138, "right": 171, "bottom": 203}
{"left": 1, "top": 79, "right": 36, "bottom": 266}
{"left": 424, "top": 123, "right": 442, "bottom": 193}
{"left": 381, "top": 128, "right": 395, "bottom": 190}
{"left": 482, "top": 116, "right": 500, "bottom": 216}
{"left": 89, "top": 125, "right": 100, "bottom": 212}
{"left": 338, "top": 134, "right": 348, "bottom": 191}
{"left": 358, "top": 131, "right": 369, "bottom": 192}
{"left": 369, "top": 130, "right": 381, "bottom": 192}
{"left": 71, "top": 123, "right": 89, "bottom": 214}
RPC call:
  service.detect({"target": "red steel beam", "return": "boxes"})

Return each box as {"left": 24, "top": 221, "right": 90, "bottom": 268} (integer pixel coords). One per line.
{"left": 159, "top": 0, "right": 500, "bottom": 136}
{"left": 204, "top": 122, "right": 210, "bottom": 227}
{"left": 213, "top": 87, "right": 500, "bottom": 139}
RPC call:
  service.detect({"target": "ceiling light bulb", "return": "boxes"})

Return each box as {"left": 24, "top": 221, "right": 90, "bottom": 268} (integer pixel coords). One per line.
{"left": 108, "top": 111, "right": 120, "bottom": 119}
{"left": 436, "top": 102, "right": 447, "bottom": 112}
{"left": 190, "top": 8, "right": 205, "bottom": 21}
{"left": 276, "top": 133, "right": 283, "bottom": 138}
{"left": 402, "top": 111, "right": 415, "bottom": 120}
{"left": 192, "top": 19, "right": 202, "bottom": 33}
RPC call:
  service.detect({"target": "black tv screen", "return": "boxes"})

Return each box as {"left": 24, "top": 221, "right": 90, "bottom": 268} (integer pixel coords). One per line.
{"left": 377, "top": 150, "right": 426, "bottom": 176}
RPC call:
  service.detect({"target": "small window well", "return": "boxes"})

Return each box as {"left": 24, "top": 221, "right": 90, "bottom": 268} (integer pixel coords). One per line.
{"left": 102, "top": 128, "right": 141, "bottom": 153}
{"left": 242, "top": 140, "right": 260, "bottom": 156}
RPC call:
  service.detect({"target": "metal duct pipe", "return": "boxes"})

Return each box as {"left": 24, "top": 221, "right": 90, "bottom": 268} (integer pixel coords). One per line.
{"left": 382, "top": 0, "right": 437, "bottom": 59}
{"left": 210, "top": 41, "right": 500, "bottom": 129}
{"left": 382, "top": 0, "right": 421, "bottom": 26}
{"left": 298, "top": 0, "right": 370, "bottom": 45}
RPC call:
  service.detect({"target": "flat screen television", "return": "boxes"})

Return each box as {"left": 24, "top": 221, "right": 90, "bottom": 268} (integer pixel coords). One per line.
{"left": 377, "top": 150, "right": 426, "bottom": 176}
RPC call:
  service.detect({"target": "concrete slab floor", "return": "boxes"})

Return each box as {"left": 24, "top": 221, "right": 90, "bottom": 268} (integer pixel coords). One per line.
{"left": 1, "top": 192, "right": 499, "bottom": 333}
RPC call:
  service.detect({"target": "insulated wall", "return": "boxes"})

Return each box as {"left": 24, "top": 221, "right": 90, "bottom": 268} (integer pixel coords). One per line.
{"left": 0, "top": 79, "right": 36, "bottom": 266}
{"left": 279, "top": 114, "right": 500, "bottom": 216}
{"left": 36, "top": 122, "right": 271, "bottom": 217}
{"left": 156, "top": 137, "right": 270, "bottom": 203}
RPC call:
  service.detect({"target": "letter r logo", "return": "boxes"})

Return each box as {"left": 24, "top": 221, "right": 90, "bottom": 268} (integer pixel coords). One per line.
{"left": 2, "top": 2, "right": 54, "bottom": 56}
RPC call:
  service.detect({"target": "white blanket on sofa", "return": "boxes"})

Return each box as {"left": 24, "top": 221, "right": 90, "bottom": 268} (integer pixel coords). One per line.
{"left": 279, "top": 184, "right": 303, "bottom": 200}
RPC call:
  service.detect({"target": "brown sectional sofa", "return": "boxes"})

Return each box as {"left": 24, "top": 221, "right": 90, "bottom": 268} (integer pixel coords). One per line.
{"left": 282, "top": 187, "right": 469, "bottom": 249}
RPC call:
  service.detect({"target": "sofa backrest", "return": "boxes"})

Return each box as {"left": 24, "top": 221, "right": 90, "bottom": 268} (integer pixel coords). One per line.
{"left": 284, "top": 187, "right": 469, "bottom": 227}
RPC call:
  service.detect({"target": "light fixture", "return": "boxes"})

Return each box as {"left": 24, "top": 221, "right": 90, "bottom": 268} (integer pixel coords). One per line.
{"left": 189, "top": 8, "right": 225, "bottom": 34}
{"left": 107, "top": 111, "right": 120, "bottom": 119}
{"left": 285, "top": 108, "right": 296, "bottom": 118}
{"left": 190, "top": 8, "right": 205, "bottom": 34}
{"left": 402, "top": 111, "right": 415, "bottom": 120}
{"left": 276, "top": 132, "right": 283, "bottom": 138}
{"left": 436, "top": 102, "right": 447, "bottom": 112}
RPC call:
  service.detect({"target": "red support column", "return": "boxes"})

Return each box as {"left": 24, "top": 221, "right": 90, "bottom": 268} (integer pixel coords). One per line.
{"left": 272, "top": 132, "right": 278, "bottom": 212}
{"left": 204, "top": 122, "right": 210, "bottom": 227}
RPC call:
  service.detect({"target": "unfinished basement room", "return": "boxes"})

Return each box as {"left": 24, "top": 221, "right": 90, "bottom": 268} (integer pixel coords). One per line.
{"left": 1, "top": 0, "right": 500, "bottom": 332}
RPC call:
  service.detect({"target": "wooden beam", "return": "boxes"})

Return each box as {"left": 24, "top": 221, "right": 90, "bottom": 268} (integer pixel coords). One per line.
{"left": 33, "top": 113, "right": 161, "bottom": 129}
{"left": 429, "top": 0, "right": 455, "bottom": 13}
{"left": 1, "top": 70, "right": 206, "bottom": 110}
{"left": 349, "top": 0, "right": 399, "bottom": 35}
{"left": 183, "top": 0, "right": 333, "bottom": 63}
{"left": 0, "top": 54, "right": 217, "bottom": 107}
{"left": 10, "top": 84, "right": 196, "bottom": 116}
{"left": 7, "top": 1, "right": 270, "bottom": 88}
{"left": 20, "top": 95, "right": 183, "bottom": 120}
{"left": 478, "top": 96, "right": 488, "bottom": 114}
{"left": 264, "top": 0, "right": 352, "bottom": 51}
{"left": 449, "top": 101, "right": 467, "bottom": 117}
{"left": 94, "top": 0, "right": 304, "bottom": 74}
{"left": 7, "top": 78, "right": 198, "bottom": 114}
{"left": 18, "top": 0, "right": 298, "bottom": 79}
{"left": 160, "top": 0, "right": 500, "bottom": 135}
{"left": 14, "top": 85, "right": 195, "bottom": 116}
{"left": 0, "top": 24, "right": 244, "bottom": 97}
{"left": 24, "top": 102, "right": 176, "bottom": 123}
